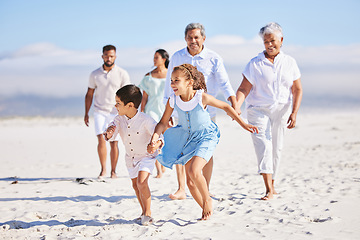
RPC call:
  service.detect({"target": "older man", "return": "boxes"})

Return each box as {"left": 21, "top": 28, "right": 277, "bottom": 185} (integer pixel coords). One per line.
{"left": 164, "top": 23, "right": 237, "bottom": 200}
{"left": 84, "top": 45, "right": 131, "bottom": 179}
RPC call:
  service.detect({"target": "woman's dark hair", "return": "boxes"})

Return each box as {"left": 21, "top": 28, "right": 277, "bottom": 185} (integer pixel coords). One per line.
{"left": 156, "top": 49, "right": 170, "bottom": 69}
{"left": 173, "top": 64, "right": 207, "bottom": 92}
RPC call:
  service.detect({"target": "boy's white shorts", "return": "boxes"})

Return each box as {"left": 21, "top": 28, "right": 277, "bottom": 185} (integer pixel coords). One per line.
{"left": 127, "top": 158, "right": 155, "bottom": 179}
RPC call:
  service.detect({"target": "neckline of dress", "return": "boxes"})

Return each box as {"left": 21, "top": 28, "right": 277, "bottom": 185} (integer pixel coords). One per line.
{"left": 149, "top": 73, "right": 166, "bottom": 80}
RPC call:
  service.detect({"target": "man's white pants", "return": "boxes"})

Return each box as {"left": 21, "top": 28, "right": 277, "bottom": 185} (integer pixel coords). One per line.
{"left": 247, "top": 103, "right": 291, "bottom": 179}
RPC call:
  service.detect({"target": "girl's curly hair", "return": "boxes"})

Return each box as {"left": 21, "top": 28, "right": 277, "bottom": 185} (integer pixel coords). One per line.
{"left": 173, "top": 63, "right": 207, "bottom": 92}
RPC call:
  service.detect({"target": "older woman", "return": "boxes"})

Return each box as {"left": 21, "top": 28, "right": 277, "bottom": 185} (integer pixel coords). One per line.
{"left": 236, "top": 22, "right": 303, "bottom": 200}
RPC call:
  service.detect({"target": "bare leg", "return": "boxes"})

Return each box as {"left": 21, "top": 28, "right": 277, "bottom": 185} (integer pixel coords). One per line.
{"left": 186, "top": 156, "right": 212, "bottom": 220}
{"left": 109, "top": 141, "right": 119, "bottom": 178}
{"left": 97, "top": 135, "right": 107, "bottom": 177}
{"left": 169, "top": 164, "right": 186, "bottom": 200}
{"left": 272, "top": 179, "right": 278, "bottom": 194}
{"left": 202, "top": 156, "right": 213, "bottom": 190}
{"left": 131, "top": 178, "right": 145, "bottom": 215}
{"left": 261, "top": 173, "right": 274, "bottom": 200}
{"left": 137, "top": 171, "right": 152, "bottom": 217}
{"left": 154, "top": 160, "right": 165, "bottom": 178}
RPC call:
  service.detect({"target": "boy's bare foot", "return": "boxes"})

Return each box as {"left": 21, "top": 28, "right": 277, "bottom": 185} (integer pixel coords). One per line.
{"left": 110, "top": 172, "right": 117, "bottom": 179}
{"left": 201, "top": 198, "right": 213, "bottom": 220}
{"left": 261, "top": 193, "right": 274, "bottom": 200}
{"left": 135, "top": 214, "right": 144, "bottom": 222}
{"left": 141, "top": 215, "right": 153, "bottom": 226}
{"left": 168, "top": 190, "right": 186, "bottom": 200}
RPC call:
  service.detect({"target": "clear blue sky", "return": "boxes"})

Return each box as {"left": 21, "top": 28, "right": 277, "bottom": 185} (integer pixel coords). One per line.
{"left": 0, "top": 0, "right": 359, "bottom": 101}
{"left": 0, "top": 0, "right": 359, "bottom": 53}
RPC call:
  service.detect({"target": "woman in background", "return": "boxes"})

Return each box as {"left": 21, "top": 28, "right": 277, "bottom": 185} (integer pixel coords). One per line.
{"left": 139, "top": 49, "right": 170, "bottom": 178}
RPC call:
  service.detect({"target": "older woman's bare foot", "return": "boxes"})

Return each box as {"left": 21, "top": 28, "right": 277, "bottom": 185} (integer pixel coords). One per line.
{"left": 261, "top": 193, "right": 274, "bottom": 200}
{"left": 168, "top": 190, "right": 186, "bottom": 200}
{"left": 201, "top": 198, "right": 213, "bottom": 220}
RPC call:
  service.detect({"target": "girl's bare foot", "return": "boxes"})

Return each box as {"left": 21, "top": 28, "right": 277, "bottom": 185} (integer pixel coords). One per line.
{"left": 201, "top": 198, "right": 213, "bottom": 220}
{"left": 169, "top": 190, "right": 186, "bottom": 200}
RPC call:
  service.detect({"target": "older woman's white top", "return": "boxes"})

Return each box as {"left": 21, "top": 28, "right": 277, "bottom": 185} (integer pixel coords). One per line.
{"left": 243, "top": 51, "right": 301, "bottom": 109}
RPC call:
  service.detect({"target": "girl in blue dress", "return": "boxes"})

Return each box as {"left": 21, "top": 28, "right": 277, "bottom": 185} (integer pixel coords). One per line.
{"left": 147, "top": 64, "right": 258, "bottom": 221}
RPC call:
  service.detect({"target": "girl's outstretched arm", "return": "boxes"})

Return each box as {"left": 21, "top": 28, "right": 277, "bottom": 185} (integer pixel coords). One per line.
{"left": 202, "top": 93, "right": 258, "bottom": 134}
{"left": 148, "top": 100, "right": 174, "bottom": 152}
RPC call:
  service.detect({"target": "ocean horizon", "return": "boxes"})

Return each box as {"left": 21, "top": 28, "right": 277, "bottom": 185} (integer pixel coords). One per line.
{"left": 1, "top": 93, "right": 359, "bottom": 118}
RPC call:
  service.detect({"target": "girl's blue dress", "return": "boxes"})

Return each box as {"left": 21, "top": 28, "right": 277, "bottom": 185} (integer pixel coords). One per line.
{"left": 158, "top": 90, "right": 220, "bottom": 169}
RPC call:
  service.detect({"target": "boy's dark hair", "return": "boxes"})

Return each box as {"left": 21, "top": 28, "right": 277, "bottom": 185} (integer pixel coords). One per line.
{"left": 103, "top": 45, "right": 116, "bottom": 53}
{"left": 116, "top": 85, "right": 142, "bottom": 108}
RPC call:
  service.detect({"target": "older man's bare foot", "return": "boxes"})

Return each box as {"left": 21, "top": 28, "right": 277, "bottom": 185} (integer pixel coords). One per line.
{"left": 261, "top": 193, "right": 274, "bottom": 200}
{"left": 110, "top": 171, "right": 118, "bottom": 179}
{"left": 168, "top": 190, "right": 186, "bottom": 200}
{"left": 201, "top": 198, "right": 213, "bottom": 220}
{"left": 155, "top": 172, "right": 163, "bottom": 178}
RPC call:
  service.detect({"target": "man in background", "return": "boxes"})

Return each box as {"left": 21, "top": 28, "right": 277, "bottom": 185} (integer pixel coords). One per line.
{"left": 84, "top": 45, "right": 131, "bottom": 179}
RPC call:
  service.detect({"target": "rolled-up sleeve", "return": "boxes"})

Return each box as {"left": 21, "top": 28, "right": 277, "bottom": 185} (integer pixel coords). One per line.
{"left": 214, "top": 60, "right": 235, "bottom": 100}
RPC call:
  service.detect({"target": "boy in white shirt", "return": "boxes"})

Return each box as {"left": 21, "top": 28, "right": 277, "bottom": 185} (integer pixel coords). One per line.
{"left": 104, "top": 85, "right": 163, "bottom": 226}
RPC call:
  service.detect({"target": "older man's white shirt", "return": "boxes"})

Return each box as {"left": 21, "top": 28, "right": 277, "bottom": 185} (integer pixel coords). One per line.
{"left": 164, "top": 46, "right": 235, "bottom": 117}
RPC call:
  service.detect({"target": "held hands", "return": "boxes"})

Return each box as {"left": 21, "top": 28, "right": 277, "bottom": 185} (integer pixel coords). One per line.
{"left": 103, "top": 125, "right": 116, "bottom": 141}
{"left": 245, "top": 124, "right": 259, "bottom": 134}
{"left": 147, "top": 134, "right": 161, "bottom": 154}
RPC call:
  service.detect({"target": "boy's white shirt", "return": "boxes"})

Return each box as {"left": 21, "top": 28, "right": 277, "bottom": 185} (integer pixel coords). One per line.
{"left": 107, "top": 111, "right": 164, "bottom": 168}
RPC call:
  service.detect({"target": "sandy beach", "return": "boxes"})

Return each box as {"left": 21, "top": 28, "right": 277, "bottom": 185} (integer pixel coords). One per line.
{"left": 0, "top": 109, "right": 359, "bottom": 239}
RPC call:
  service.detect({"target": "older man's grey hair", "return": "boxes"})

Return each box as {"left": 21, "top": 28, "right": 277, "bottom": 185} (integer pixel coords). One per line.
{"left": 185, "top": 23, "right": 206, "bottom": 37}
{"left": 259, "top": 22, "right": 283, "bottom": 40}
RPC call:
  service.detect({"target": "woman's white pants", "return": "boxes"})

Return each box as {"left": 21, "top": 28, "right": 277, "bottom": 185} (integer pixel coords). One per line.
{"left": 247, "top": 103, "right": 291, "bottom": 179}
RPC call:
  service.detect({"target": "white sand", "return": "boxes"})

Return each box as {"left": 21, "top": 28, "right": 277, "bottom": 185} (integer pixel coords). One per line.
{"left": 0, "top": 110, "right": 359, "bottom": 239}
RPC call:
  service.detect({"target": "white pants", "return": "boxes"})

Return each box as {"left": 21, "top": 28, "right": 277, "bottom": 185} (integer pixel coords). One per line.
{"left": 247, "top": 103, "right": 291, "bottom": 179}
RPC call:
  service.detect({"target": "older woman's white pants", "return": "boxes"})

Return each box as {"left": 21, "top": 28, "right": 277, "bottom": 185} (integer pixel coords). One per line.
{"left": 247, "top": 103, "right": 291, "bottom": 179}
